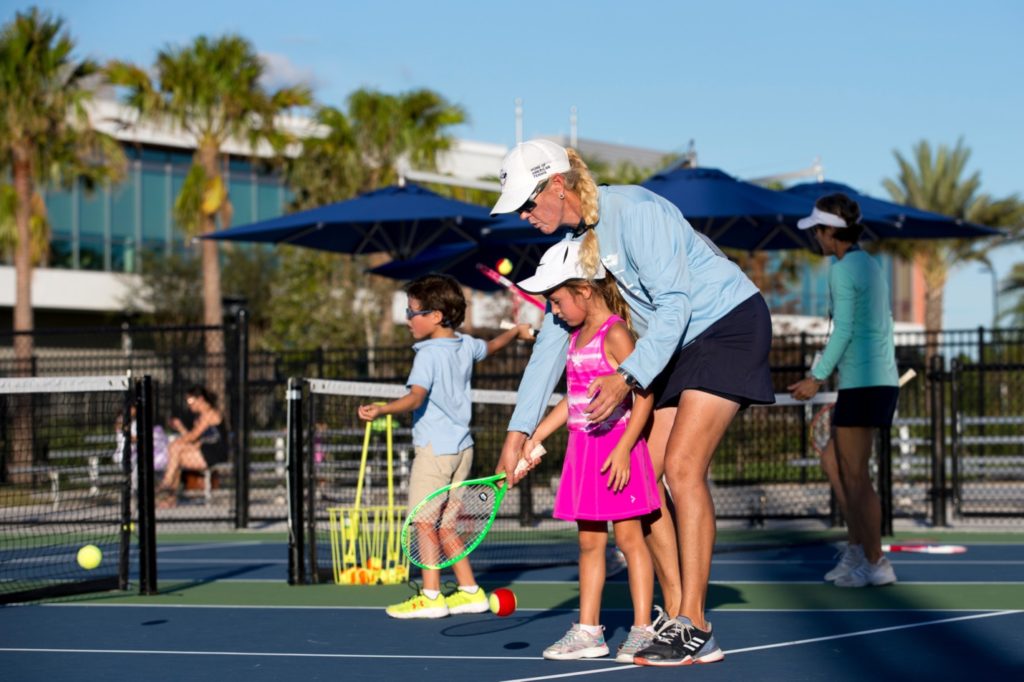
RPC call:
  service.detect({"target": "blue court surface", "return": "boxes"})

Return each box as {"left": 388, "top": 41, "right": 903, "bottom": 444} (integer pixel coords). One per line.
{"left": 2, "top": 533, "right": 1023, "bottom": 680}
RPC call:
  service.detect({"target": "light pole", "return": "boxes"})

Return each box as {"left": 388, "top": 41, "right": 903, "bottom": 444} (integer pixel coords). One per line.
{"left": 979, "top": 264, "right": 999, "bottom": 330}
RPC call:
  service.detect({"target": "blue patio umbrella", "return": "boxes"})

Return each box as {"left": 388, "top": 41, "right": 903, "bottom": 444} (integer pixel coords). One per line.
{"left": 203, "top": 183, "right": 498, "bottom": 260}
{"left": 368, "top": 232, "right": 559, "bottom": 292}
{"left": 785, "top": 181, "right": 1002, "bottom": 241}
{"left": 640, "top": 167, "right": 816, "bottom": 250}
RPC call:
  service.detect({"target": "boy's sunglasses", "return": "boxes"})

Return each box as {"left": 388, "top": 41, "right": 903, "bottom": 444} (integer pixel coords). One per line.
{"left": 405, "top": 308, "right": 435, "bottom": 320}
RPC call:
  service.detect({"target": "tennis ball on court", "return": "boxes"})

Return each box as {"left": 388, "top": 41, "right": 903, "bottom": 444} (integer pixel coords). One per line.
{"left": 496, "top": 258, "right": 513, "bottom": 276}
{"left": 77, "top": 544, "right": 102, "bottom": 570}
{"left": 488, "top": 587, "right": 516, "bottom": 617}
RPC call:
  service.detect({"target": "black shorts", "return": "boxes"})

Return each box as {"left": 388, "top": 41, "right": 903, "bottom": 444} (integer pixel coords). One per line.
{"left": 832, "top": 386, "right": 899, "bottom": 428}
{"left": 649, "top": 294, "right": 775, "bottom": 409}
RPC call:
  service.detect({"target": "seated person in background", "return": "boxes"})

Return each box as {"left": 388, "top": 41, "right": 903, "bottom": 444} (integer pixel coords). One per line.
{"left": 157, "top": 385, "right": 228, "bottom": 507}
{"left": 114, "top": 405, "right": 170, "bottom": 476}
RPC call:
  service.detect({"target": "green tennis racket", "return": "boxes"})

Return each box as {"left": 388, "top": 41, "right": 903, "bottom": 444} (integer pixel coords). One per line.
{"left": 401, "top": 445, "right": 545, "bottom": 570}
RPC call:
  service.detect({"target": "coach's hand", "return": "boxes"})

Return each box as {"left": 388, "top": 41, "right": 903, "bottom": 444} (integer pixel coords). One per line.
{"left": 788, "top": 377, "right": 823, "bottom": 401}
{"left": 497, "top": 431, "right": 528, "bottom": 487}
{"left": 584, "top": 372, "right": 631, "bottom": 423}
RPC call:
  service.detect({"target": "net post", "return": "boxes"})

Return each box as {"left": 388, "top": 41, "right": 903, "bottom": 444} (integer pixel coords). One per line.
{"left": 136, "top": 375, "right": 159, "bottom": 595}
{"left": 878, "top": 415, "right": 894, "bottom": 538}
{"left": 118, "top": 379, "right": 133, "bottom": 591}
{"left": 234, "top": 308, "right": 250, "bottom": 529}
{"left": 286, "top": 377, "right": 305, "bottom": 585}
{"left": 930, "top": 355, "right": 949, "bottom": 526}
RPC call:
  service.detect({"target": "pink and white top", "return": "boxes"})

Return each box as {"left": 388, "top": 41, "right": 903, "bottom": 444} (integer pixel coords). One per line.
{"left": 566, "top": 314, "right": 630, "bottom": 435}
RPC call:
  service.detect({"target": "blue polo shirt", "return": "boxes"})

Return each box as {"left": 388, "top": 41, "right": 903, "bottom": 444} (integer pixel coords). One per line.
{"left": 407, "top": 334, "right": 488, "bottom": 455}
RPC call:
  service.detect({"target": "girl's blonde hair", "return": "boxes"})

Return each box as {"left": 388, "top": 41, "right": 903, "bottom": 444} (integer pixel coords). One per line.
{"left": 561, "top": 148, "right": 632, "bottom": 331}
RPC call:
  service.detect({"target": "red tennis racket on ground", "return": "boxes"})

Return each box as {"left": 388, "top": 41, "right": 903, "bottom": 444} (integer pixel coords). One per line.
{"left": 881, "top": 543, "right": 967, "bottom": 554}
{"left": 476, "top": 262, "right": 545, "bottom": 311}
{"left": 810, "top": 369, "right": 917, "bottom": 456}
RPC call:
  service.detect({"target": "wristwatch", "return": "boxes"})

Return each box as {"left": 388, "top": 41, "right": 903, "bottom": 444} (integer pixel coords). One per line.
{"left": 616, "top": 366, "right": 639, "bottom": 389}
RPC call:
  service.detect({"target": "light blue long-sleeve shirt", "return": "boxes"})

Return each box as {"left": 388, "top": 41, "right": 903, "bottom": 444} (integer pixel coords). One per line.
{"left": 508, "top": 185, "right": 760, "bottom": 434}
{"left": 810, "top": 248, "right": 898, "bottom": 389}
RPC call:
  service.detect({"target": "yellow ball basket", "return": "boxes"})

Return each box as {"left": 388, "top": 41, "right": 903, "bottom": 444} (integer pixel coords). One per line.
{"left": 328, "top": 410, "right": 409, "bottom": 585}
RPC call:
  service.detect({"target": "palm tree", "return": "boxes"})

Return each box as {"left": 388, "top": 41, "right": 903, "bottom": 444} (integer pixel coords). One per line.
{"left": 107, "top": 34, "right": 312, "bottom": 356}
{"left": 0, "top": 8, "right": 125, "bottom": 373}
{"left": 998, "top": 263, "right": 1024, "bottom": 327}
{"left": 283, "top": 88, "right": 466, "bottom": 346}
{"left": 881, "top": 139, "right": 1023, "bottom": 338}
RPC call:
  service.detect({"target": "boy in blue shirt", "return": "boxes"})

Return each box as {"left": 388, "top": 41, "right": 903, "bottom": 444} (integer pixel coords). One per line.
{"left": 358, "top": 274, "right": 532, "bottom": 618}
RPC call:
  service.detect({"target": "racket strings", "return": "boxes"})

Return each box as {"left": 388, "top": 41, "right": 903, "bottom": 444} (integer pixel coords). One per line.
{"left": 405, "top": 484, "right": 497, "bottom": 567}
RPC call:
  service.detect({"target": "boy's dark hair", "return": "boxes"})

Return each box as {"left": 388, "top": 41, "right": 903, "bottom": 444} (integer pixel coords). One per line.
{"left": 815, "top": 193, "right": 864, "bottom": 244}
{"left": 405, "top": 274, "right": 467, "bottom": 328}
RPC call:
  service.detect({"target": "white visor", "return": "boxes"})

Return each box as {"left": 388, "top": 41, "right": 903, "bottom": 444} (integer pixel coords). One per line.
{"left": 797, "top": 207, "right": 848, "bottom": 230}
{"left": 517, "top": 240, "right": 605, "bottom": 294}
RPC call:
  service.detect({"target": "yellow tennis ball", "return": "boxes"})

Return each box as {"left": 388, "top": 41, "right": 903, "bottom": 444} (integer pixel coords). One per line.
{"left": 77, "top": 545, "right": 102, "bottom": 570}
{"left": 496, "top": 258, "right": 513, "bottom": 276}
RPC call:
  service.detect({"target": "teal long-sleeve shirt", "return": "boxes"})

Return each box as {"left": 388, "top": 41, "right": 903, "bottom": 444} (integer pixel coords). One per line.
{"left": 811, "top": 248, "right": 898, "bottom": 389}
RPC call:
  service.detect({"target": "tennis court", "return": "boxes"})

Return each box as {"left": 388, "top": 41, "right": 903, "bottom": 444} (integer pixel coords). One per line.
{"left": 2, "top": 530, "right": 1023, "bottom": 680}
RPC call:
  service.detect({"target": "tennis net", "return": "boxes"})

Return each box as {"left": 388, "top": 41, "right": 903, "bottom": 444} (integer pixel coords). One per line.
{"left": 285, "top": 378, "right": 853, "bottom": 582}
{"left": 0, "top": 376, "right": 136, "bottom": 603}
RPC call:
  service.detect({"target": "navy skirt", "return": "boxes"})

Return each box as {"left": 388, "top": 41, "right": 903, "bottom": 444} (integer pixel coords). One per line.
{"left": 833, "top": 386, "right": 899, "bottom": 428}
{"left": 650, "top": 294, "right": 775, "bottom": 409}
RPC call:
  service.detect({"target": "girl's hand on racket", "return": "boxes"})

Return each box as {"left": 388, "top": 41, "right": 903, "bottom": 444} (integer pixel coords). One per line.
{"left": 496, "top": 430, "right": 528, "bottom": 487}
{"left": 357, "top": 404, "right": 382, "bottom": 421}
{"left": 787, "top": 377, "right": 823, "bottom": 401}
{"left": 601, "top": 447, "right": 631, "bottom": 492}
{"left": 585, "top": 372, "right": 631, "bottom": 423}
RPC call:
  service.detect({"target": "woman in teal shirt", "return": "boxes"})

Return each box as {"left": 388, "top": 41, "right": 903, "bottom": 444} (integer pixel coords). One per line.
{"left": 788, "top": 193, "right": 899, "bottom": 589}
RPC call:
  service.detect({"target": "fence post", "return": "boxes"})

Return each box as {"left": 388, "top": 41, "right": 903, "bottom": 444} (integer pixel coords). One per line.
{"left": 929, "top": 354, "right": 948, "bottom": 527}
{"left": 286, "top": 377, "right": 305, "bottom": 585}
{"left": 136, "top": 375, "right": 158, "bottom": 595}
{"left": 234, "top": 308, "right": 250, "bottom": 529}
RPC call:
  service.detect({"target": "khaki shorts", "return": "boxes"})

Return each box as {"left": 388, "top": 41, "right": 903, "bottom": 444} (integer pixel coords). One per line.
{"left": 407, "top": 444, "right": 474, "bottom": 509}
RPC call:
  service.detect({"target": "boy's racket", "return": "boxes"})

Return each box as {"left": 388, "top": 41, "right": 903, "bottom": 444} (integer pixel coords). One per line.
{"left": 401, "top": 445, "right": 545, "bottom": 570}
{"left": 476, "top": 262, "right": 546, "bottom": 310}
{"left": 811, "top": 369, "right": 917, "bottom": 456}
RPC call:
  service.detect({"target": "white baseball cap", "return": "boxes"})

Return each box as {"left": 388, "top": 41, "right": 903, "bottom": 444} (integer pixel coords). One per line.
{"left": 517, "top": 240, "right": 606, "bottom": 294}
{"left": 490, "top": 139, "right": 571, "bottom": 216}
{"left": 797, "top": 207, "right": 849, "bottom": 230}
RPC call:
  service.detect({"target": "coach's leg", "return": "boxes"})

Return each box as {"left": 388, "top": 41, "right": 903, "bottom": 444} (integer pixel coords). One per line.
{"left": 820, "top": 437, "right": 857, "bottom": 544}
{"left": 663, "top": 390, "right": 739, "bottom": 629}
{"left": 833, "top": 426, "right": 881, "bottom": 562}
{"left": 642, "top": 405, "right": 683, "bottom": 617}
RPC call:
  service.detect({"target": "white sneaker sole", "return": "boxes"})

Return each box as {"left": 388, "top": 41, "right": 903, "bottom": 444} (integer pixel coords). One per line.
{"left": 543, "top": 646, "right": 609, "bottom": 660}
{"left": 386, "top": 607, "right": 449, "bottom": 619}
{"left": 447, "top": 601, "right": 490, "bottom": 615}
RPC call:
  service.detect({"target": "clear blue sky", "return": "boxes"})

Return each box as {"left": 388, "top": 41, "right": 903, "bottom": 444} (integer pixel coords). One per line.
{"left": 12, "top": 0, "right": 1024, "bottom": 329}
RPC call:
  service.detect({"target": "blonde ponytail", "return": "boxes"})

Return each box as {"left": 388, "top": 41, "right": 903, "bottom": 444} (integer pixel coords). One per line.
{"left": 564, "top": 148, "right": 601, "bottom": 277}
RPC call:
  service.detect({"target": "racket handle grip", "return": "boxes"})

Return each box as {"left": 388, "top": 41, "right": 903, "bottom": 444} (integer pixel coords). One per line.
{"left": 513, "top": 444, "right": 546, "bottom": 477}
{"left": 499, "top": 320, "right": 538, "bottom": 337}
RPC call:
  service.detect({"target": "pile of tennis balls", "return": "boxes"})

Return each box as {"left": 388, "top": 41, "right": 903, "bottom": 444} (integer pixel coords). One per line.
{"left": 337, "top": 559, "right": 408, "bottom": 585}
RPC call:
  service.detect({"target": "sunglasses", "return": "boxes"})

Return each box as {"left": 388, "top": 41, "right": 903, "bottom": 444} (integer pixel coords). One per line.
{"left": 517, "top": 180, "right": 549, "bottom": 214}
{"left": 405, "top": 307, "right": 435, "bottom": 320}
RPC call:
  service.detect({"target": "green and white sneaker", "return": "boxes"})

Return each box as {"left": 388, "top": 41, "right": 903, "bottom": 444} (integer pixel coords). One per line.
{"left": 615, "top": 625, "right": 656, "bottom": 663}
{"left": 543, "top": 624, "right": 609, "bottom": 660}
{"left": 385, "top": 591, "right": 449, "bottom": 619}
{"left": 444, "top": 587, "right": 489, "bottom": 615}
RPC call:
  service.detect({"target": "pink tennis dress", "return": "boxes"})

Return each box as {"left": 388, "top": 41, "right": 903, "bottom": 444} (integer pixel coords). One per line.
{"left": 552, "top": 315, "right": 661, "bottom": 522}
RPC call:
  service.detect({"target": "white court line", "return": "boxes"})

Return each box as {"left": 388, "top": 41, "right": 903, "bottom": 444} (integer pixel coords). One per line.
{"left": 158, "top": 558, "right": 288, "bottom": 565}
{"left": 156, "top": 542, "right": 270, "bottom": 553}
{"left": 0, "top": 647, "right": 554, "bottom": 661}
{"left": 500, "top": 610, "right": 1023, "bottom": 682}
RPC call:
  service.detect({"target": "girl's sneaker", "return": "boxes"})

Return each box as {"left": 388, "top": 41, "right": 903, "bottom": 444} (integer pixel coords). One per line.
{"left": 825, "top": 544, "right": 865, "bottom": 581}
{"left": 543, "top": 624, "right": 609, "bottom": 660}
{"left": 615, "top": 625, "right": 656, "bottom": 663}
{"left": 834, "top": 556, "right": 897, "bottom": 588}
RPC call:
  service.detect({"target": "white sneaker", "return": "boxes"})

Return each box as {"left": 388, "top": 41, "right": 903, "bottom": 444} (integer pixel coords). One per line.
{"left": 834, "top": 556, "right": 897, "bottom": 588}
{"left": 543, "top": 624, "right": 609, "bottom": 660}
{"left": 824, "top": 544, "right": 865, "bottom": 581}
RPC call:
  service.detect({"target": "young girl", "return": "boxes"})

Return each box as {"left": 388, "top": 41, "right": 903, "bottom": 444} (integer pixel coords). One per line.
{"left": 516, "top": 240, "right": 661, "bottom": 663}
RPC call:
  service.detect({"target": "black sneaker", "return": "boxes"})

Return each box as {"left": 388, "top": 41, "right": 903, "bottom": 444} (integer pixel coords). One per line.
{"left": 633, "top": 615, "right": 724, "bottom": 666}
